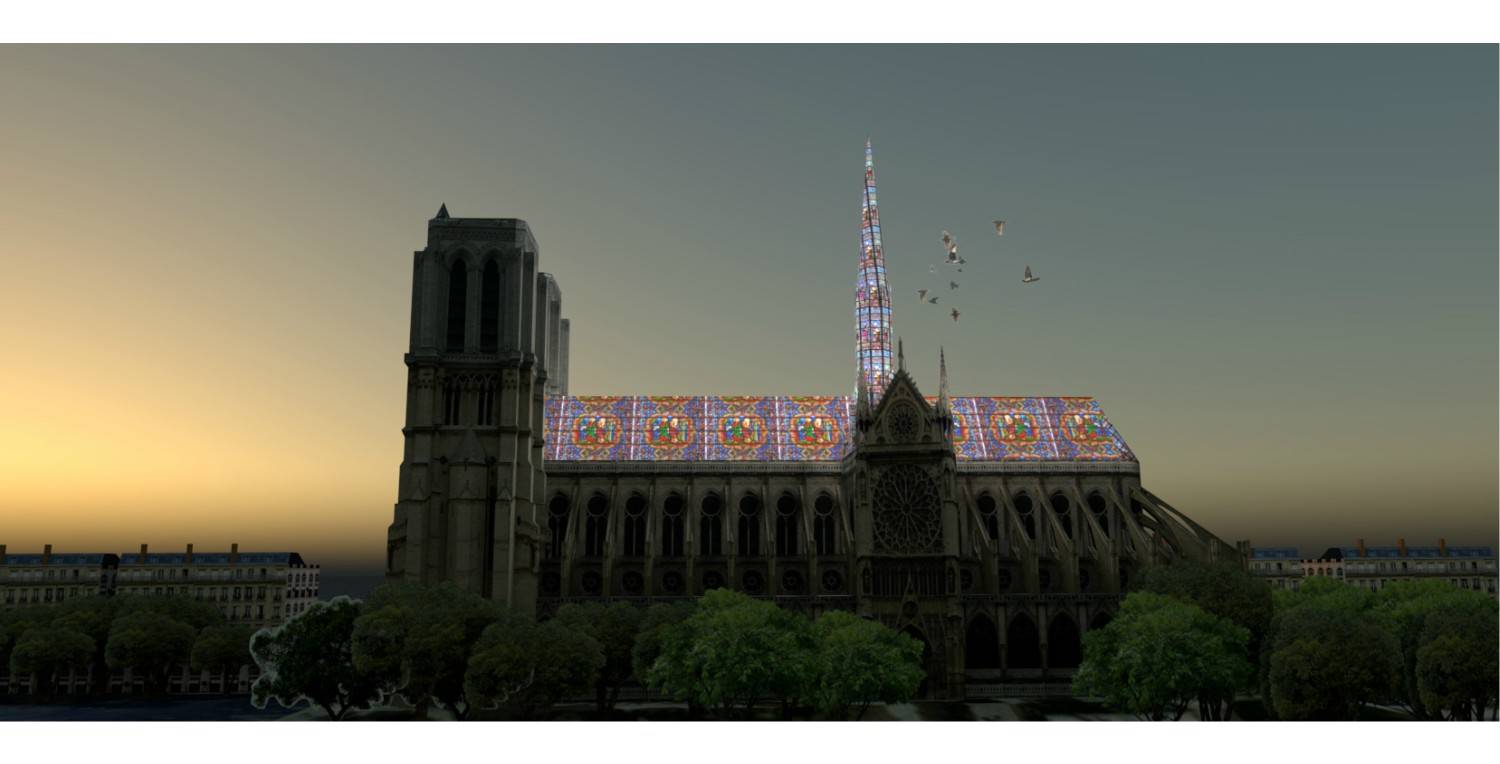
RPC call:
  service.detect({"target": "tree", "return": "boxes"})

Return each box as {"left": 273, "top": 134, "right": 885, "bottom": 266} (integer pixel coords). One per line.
{"left": 351, "top": 582, "right": 502, "bottom": 719}
{"left": 464, "top": 609, "right": 604, "bottom": 719}
{"left": 1374, "top": 580, "right": 1495, "bottom": 719}
{"left": 1135, "top": 560, "right": 1273, "bottom": 664}
{"left": 1414, "top": 595, "right": 1499, "bottom": 721}
{"left": 104, "top": 610, "right": 197, "bottom": 695}
{"left": 0, "top": 607, "right": 55, "bottom": 675}
{"left": 191, "top": 624, "right": 256, "bottom": 693}
{"left": 8, "top": 626, "right": 94, "bottom": 698}
{"left": 250, "top": 597, "right": 383, "bottom": 720}
{"left": 553, "top": 600, "right": 644, "bottom": 714}
{"left": 630, "top": 600, "right": 696, "bottom": 685}
{"left": 118, "top": 594, "right": 224, "bottom": 631}
{"left": 645, "top": 589, "right": 817, "bottom": 719}
{"left": 51, "top": 596, "right": 121, "bottom": 693}
{"left": 1072, "top": 592, "right": 1253, "bottom": 721}
{"left": 807, "top": 611, "right": 924, "bottom": 720}
{"left": 1266, "top": 602, "right": 1400, "bottom": 720}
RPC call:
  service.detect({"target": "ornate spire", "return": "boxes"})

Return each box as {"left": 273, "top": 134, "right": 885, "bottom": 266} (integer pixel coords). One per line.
{"left": 434, "top": 203, "right": 449, "bottom": 220}
{"left": 855, "top": 140, "right": 895, "bottom": 399}
{"left": 936, "top": 346, "right": 953, "bottom": 433}
{"left": 897, "top": 337, "right": 906, "bottom": 372}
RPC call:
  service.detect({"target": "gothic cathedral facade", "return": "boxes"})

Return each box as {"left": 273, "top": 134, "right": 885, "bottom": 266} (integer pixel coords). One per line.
{"left": 386, "top": 150, "right": 1236, "bottom": 699}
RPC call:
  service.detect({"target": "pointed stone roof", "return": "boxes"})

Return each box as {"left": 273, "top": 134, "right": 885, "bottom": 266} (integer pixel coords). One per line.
{"left": 434, "top": 203, "right": 450, "bottom": 220}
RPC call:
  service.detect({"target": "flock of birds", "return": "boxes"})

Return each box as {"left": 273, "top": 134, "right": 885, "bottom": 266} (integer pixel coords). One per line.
{"left": 919, "top": 219, "right": 1039, "bottom": 322}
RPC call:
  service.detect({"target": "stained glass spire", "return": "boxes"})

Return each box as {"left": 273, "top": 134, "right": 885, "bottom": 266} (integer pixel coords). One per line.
{"left": 856, "top": 139, "right": 895, "bottom": 397}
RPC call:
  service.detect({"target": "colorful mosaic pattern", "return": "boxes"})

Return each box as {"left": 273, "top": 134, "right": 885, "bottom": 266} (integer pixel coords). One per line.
{"left": 545, "top": 396, "right": 1136, "bottom": 462}
{"left": 855, "top": 140, "right": 894, "bottom": 396}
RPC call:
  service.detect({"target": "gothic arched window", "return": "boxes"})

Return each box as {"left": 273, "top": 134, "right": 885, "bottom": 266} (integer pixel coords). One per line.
{"left": 775, "top": 494, "right": 799, "bottom": 557}
{"left": 1087, "top": 491, "right": 1109, "bottom": 537}
{"left": 546, "top": 495, "right": 570, "bottom": 560}
{"left": 446, "top": 262, "right": 468, "bottom": 352}
{"left": 738, "top": 495, "right": 761, "bottom": 557}
{"left": 622, "top": 495, "right": 647, "bottom": 557}
{"left": 584, "top": 495, "right": 609, "bottom": 558}
{"left": 977, "top": 493, "right": 999, "bottom": 541}
{"left": 1014, "top": 493, "right": 1036, "bottom": 539}
{"left": 1050, "top": 492, "right": 1072, "bottom": 539}
{"left": 661, "top": 495, "right": 685, "bottom": 558}
{"left": 700, "top": 495, "right": 723, "bottom": 557}
{"left": 813, "top": 494, "right": 837, "bottom": 556}
{"left": 480, "top": 259, "right": 500, "bottom": 353}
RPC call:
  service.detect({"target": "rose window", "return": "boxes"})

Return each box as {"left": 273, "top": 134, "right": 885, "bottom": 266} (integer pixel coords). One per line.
{"left": 871, "top": 463, "right": 942, "bottom": 553}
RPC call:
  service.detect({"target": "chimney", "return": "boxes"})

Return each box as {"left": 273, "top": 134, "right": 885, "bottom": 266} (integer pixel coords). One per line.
{"left": 140, "top": 543, "right": 148, "bottom": 562}
{"left": 186, "top": 543, "right": 194, "bottom": 563}
{"left": 1357, "top": 538, "right": 1366, "bottom": 558}
{"left": 43, "top": 544, "right": 52, "bottom": 564}
{"left": 1397, "top": 537, "right": 1407, "bottom": 557}
{"left": 230, "top": 543, "right": 239, "bottom": 564}
{"left": 1439, "top": 538, "right": 1448, "bottom": 556}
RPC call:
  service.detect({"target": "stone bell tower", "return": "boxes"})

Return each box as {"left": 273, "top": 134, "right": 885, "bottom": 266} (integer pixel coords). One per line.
{"left": 384, "top": 206, "right": 568, "bottom": 615}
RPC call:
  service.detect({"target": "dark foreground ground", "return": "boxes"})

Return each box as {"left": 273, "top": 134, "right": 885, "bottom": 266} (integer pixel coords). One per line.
{"left": 0, "top": 696, "right": 1417, "bottom": 722}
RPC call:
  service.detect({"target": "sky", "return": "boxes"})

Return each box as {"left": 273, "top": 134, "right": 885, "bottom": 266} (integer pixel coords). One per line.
{"left": 0, "top": 45, "right": 1494, "bottom": 571}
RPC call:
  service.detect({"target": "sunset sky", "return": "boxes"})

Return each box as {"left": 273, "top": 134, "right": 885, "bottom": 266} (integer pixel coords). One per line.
{"left": 1, "top": 45, "right": 1494, "bottom": 572}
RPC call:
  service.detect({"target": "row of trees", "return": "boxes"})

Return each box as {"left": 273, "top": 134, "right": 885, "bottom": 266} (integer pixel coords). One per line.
{"left": 1073, "top": 561, "right": 1498, "bottom": 721}
{"left": 0, "top": 596, "right": 254, "bottom": 697}
{"left": 250, "top": 584, "right": 925, "bottom": 720}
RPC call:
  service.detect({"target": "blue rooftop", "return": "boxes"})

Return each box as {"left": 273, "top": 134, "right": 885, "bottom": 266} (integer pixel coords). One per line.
{"left": 1251, "top": 547, "right": 1300, "bottom": 560}
{"left": 1, "top": 553, "right": 114, "bottom": 566}
{"left": 1341, "top": 545, "right": 1493, "bottom": 559}
{"left": 118, "top": 552, "right": 301, "bottom": 566}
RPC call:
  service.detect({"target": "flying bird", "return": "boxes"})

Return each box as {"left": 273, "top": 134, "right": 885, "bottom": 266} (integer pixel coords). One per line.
{"left": 940, "top": 230, "right": 953, "bottom": 250}
{"left": 948, "top": 281, "right": 959, "bottom": 290}
{"left": 917, "top": 288, "right": 928, "bottom": 302}
{"left": 1023, "top": 265, "right": 1040, "bottom": 284}
{"left": 993, "top": 220, "right": 1006, "bottom": 236}
{"left": 950, "top": 308, "right": 961, "bottom": 322}
{"left": 927, "top": 297, "right": 939, "bottom": 305}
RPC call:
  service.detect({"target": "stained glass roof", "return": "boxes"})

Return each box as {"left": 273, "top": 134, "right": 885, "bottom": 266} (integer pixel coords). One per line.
{"left": 544, "top": 395, "right": 1136, "bottom": 463}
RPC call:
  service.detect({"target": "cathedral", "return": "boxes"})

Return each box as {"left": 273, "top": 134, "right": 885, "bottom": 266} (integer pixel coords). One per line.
{"left": 384, "top": 143, "right": 1237, "bottom": 699}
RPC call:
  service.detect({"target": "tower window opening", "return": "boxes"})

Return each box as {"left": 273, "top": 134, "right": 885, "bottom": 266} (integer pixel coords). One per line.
{"left": 775, "top": 494, "right": 799, "bottom": 557}
{"left": 622, "top": 495, "right": 647, "bottom": 557}
{"left": 700, "top": 495, "right": 724, "bottom": 557}
{"left": 477, "top": 378, "right": 495, "bottom": 426}
{"left": 446, "top": 262, "right": 468, "bottom": 352}
{"left": 1051, "top": 493, "right": 1072, "bottom": 539}
{"left": 546, "top": 495, "right": 569, "bottom": 560}
{"left": 738, "top": 494, "right": 761, "bottom": 557}
{"left": 442, "top": 381, "right": 461, "bottom": 426}
{"left": 584, "top": 495, "right": 609, "bottom": 558}
{"left": 813, "top": 494, "right": 837, "bottom": 556}
{"left": 480, "top": 259, "right": 500, "bottom": 353}
{"left": 661, "top": 495, "right": 685, "bottom": 558}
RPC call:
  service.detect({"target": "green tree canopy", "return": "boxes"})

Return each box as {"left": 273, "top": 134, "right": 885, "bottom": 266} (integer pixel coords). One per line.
{"left": 1371, "top": 580, "right": 1491, "bottom": 718}
{"left": 8, "top": 625, "right": 95, "bottom": 696}
{"left": 1413, "top": 594, "right": 1498, "bottom": 721}
{"left": 807, "top": 610, "right": 924, "bottom": 720}
{"left": 630, "top": 600, "right": 696, "bottom": 689}
{"left": 553, "top": 600, "right": 645, "bottom": 713}
{"left": 0, "top": 607, "right": 55, "bottom": 672}
{"left": 118, "top": 594, "right": 224, "bottom": 631}
{"left": 1266, "top": 600, "right": 1401, "bottom": 720}
{"left": 645, "top": 589, "right": 817, "bottom": 719}
{"left": 1072, "top": 592, "right": 1253, "bottom": 721}
{"left": 1134, "top": 559, "right": 1273, "bottom": 663}
{"left": 251, "top": 597, "right": 383, "bottom": 720}
{"left": 104, "top": 610, "right": 197, "bottom": 695}
{"left": 351, "top": 581, "right": 502, "bottom": 719}
{"left": 191, "top": 624, "right": 256, "bottom": 693}
{"left": 464, "top": 609, "right": 603, "bottom": 719}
